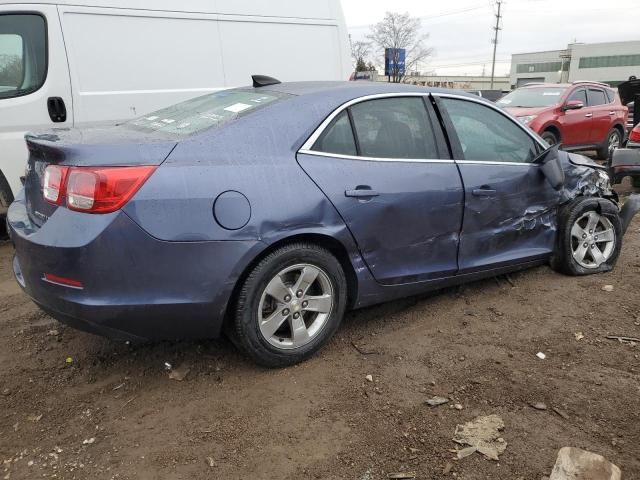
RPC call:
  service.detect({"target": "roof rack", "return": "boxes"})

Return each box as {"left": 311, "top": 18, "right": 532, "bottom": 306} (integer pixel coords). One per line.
{"left": 572, "top": 80, "right": 611, "bottom": 88}
{"left": 523, "top": 82, "right": 545, "bottom": 86}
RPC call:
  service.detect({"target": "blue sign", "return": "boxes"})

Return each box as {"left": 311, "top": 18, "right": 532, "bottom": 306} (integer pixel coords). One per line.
{"left": 385, "top": 48, "right": 406, "bottom": 76}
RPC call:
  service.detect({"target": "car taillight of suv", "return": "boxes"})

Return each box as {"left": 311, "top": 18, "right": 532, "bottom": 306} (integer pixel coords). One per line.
{"left": 497, "top": 82, "right": 628, "bottom": 160}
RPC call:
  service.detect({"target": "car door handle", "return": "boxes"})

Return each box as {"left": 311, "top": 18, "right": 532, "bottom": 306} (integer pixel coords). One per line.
{"left": 472, "top": 188, "right": 497, "bottom": 197}
{"left": 584, "top": 113, "right": 593, "bottom": 118}
{"left": 47, "top": 97, "right": 67, "bottom": 123}
{"left": 609, "top": 111, "right": 616, "bottom": 115}
{"left": 345, "top": 187, "right": 379, "bottom": 198}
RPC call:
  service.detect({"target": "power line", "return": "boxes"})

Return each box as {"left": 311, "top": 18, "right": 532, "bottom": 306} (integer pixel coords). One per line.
{"left": 490, "top": 0, "right": 503, "bottom": 89}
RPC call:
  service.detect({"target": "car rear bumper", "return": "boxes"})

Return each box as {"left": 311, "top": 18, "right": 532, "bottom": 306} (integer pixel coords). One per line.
{"left": 8, "top": 198, "right": 263, "bottom": 341}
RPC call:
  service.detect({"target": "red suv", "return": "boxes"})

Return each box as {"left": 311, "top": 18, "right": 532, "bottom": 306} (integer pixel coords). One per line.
{"left": 497, "top": 82, "right": 628, "bottom": 159}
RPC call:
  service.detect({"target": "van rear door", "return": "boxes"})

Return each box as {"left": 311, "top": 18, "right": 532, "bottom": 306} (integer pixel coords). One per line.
{"left": 0, "top": 5, "right": 73, "bottom": 203}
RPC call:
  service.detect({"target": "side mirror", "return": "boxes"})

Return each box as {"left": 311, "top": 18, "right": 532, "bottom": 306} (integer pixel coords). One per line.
{"left": 564, "top": 100, "right": 584, "bottom": 111}
{"left": 536, "top": 145, "right": 565, "bottom": 190}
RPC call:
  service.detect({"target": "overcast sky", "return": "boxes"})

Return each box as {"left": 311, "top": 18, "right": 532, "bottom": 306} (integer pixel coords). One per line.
{"left": 342, "top": 0, "right": 640, "bottom": 77}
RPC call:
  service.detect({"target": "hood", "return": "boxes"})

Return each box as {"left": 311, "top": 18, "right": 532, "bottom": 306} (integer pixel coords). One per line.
{"left": 618, "top": 78, "right": 640, "bottom": 105}
{"left": 503, "top": 106, "right": 551, "bottom": 117}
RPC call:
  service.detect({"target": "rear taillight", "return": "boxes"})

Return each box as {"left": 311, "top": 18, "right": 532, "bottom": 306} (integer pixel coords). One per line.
{"left": 43, "top": 165, "right": 156, "bottom": 214}
{"left": 43, "top": 165, "right": 69, "bottom": 205}
{"left": 630, "top": 125, "right": 640, "bottom": 143}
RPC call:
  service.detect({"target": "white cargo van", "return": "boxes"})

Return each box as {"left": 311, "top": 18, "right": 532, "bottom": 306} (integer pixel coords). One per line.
{"left": 0, "top": 0, "right": 352, "bottom": 211}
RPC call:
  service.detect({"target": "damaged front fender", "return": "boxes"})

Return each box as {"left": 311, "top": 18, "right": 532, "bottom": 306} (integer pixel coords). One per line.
{"left": 559, "top": 151, "right": 640, "bottom": 235}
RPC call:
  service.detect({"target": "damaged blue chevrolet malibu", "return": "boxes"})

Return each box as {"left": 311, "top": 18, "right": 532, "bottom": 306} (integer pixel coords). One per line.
{"left": 8, "top": 77, "right": 640, "bottom": 367}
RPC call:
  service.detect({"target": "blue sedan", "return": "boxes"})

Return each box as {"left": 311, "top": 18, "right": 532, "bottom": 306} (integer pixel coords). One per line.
{"left": 8, "top": 77, "right": 640, "bottom": 367}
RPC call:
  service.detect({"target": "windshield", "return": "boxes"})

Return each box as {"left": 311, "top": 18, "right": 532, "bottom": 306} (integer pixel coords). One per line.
{"left": 0, "top": 14, "right": 47, "bottom": 100}
{"left": 125, "top": 89, "right": 292, "bottom": 136}
{"left": 497, "top": 87, "right": 567, "bottom": 108}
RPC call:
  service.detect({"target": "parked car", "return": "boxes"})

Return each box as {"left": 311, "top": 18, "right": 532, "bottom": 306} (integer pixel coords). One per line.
{"left": 618, "top": 76, "right": 640, "bottom": 134}
{"left": 610, "top": 123, "right": 640, "bottom": 189}
{"left": 9, "top": 78, "right": 640, "bottom": 367}
{"left": 0, "top": 0, "right": 352, "bottom": 218}
{"left": 465, "top": 90, "right": 506, "bottom": 102}
{"left": 497, "top": 82, "right": 627, "bottom": 159}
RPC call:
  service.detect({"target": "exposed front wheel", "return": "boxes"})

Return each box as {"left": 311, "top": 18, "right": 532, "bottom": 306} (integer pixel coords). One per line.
{"left": 541, "top": 130, "right": 559, "bottom": 146}
{"left": 232, "top": 243, "right": 347, "bottom": 368}
{"left": 552, "top": 197, "right": 622, "bottom": 275}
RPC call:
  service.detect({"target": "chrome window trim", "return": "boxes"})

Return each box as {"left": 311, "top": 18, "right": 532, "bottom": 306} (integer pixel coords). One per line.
{"left": 298, "top": 149, "right": 454, "bottom": 164}
{"left": 298, "top": 91, "right": 548, "bottom": 166}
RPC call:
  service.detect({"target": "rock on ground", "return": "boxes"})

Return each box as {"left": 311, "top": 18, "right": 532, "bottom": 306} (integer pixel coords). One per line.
{"left": 549, "top": 447, "right": 621, "bottom": 480}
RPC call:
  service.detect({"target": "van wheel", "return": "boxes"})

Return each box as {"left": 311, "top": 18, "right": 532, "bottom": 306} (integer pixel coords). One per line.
{"left": 541, "top": 130, "right": 559, "bottom": 146}
{"left": 551, "top": 197, "right": 622, "bottom": 276}
{"left": 597, "top": 128, "right": 622, "bottom": 160}
{"left": 232, "top": 243, "right": 347, "bottom": 368}
{"left": 0, "top": 173, "right": 14, "bottom": 239}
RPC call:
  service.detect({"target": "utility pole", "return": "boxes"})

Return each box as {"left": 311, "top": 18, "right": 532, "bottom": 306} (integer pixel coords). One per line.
{"left": 490, "top": 0, "right": 502, "bottom": 90}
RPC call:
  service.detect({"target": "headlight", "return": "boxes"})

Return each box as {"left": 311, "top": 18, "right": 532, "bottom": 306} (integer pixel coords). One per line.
{"left": 517, "top": 115, "right": 537, "bottom": 126}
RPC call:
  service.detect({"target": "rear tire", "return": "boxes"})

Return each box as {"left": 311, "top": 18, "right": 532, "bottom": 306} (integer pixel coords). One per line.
{"left": 551, "top": 197, "right": 622, "bottom": 276}
{"left": 541, "top": 130, "right": 559, "bottom": 146}
{"left": 232, "top": 243, "right": 347, "bottom": 368}
{"left": 597, "top": 128, "right": 622, "bottom": 160}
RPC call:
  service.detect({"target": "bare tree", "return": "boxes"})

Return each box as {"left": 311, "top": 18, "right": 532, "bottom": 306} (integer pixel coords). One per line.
{"left": 351, "top": 40, "right": 371, "bottom": 72}
{"left": 368, "top": 12, "right": 433, "bottom": 83}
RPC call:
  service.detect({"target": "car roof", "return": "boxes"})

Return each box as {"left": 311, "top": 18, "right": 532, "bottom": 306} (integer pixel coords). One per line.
{"left": 257, "top": 81, "right": 477, "bottom": 100}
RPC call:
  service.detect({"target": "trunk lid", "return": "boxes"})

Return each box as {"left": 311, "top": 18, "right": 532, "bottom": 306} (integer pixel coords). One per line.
{"left": 24, "top": 126, "right": 177, "bottom": 227}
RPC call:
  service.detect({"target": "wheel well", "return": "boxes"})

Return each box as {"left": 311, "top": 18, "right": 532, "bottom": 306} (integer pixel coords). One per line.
{"left": 542, "top": 125, "right": 561, "bottom": 142}
{"left": 613, "top": 123, "right": 625, "bottom": 139}
{"left": 223, "top": 233, "right": 359, "bottom": 328}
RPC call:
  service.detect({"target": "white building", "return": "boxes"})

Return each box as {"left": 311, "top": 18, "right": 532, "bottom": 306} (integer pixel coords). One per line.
{"left": 510, "top": 40, "right": 640, "bottom": 88}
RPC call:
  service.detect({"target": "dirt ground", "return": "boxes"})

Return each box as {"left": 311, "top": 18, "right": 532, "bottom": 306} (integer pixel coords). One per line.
{"left": 1, "top": 216, "right": 640, "bottom": 479}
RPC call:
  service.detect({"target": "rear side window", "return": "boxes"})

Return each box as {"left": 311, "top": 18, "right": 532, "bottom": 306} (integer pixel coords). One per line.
{"left": 350, "top": 97, "right": 438, "bottom": 159}
{"left": 442, "top": 98, "right": 538, "bottom": 163}
{"left": 313, "top": 111, "right": 357, "bottom": 156}
{"left": 126, "top": 89, "right": 291, "bottom": 136}
{"left": 588, "top": 89, "right": 608, "bottom": 106}
{"left": 567, "top": 89, "right": 587, "bottom": 105}
{"left": 0, "top": 14, "right": 47, "bottom": 100}
{"left": 605, "top": 89, "right": 615, "bottom": 103}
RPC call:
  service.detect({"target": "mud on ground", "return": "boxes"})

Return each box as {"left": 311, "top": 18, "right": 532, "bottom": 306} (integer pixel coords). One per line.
{"left": 1, "top": 220, "right": 639, "bottom": 479}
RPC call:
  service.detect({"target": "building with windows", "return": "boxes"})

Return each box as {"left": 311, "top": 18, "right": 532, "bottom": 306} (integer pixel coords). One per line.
{"left": 510, "top": 41, "right": 640, "bottom": 89}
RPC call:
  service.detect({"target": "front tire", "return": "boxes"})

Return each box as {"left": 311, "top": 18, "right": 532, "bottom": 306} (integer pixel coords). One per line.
{"left": 541, "top": 130, "right": 559, "bottom": 146}
{"left": 552, "top": 197, "right": 622, "bottom": 276}
{"left": 232, "top": 243, "right": 347, "bottom": 368}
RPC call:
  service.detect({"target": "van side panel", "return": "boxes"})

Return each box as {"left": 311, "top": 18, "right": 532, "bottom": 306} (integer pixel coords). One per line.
{"left": 60, "top": 9, "right": 226, "bottom": 126}
{"left": 218, "top": 20, "right": 343, "bottom": 85}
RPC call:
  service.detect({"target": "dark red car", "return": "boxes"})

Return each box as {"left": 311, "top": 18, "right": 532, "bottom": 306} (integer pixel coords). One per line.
{"left": 498, "top": 82, "right": 628, "bottom": 159}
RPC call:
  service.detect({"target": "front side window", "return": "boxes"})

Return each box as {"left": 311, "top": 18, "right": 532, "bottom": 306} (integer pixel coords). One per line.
{"left": 349, "top": 97, "right": 438, "bottom": 159}
{"left": 588, "top": 89, "right": 608, "bottom": 106}
{"left": 442, "top": 98, "right": 538, "bottom": 163}
{"left": 0, "top": 14, "right": 47, "bottom": 100}
{"left": 567, "top": 88, "right": 587, "bottom": 105}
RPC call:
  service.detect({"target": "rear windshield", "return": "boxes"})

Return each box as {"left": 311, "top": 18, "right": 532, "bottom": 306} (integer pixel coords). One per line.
{"left": 125, "top": 89, "right": 291, "bottom": 136}
{"left": 497, "top": 87, "right": 567, "bottom": 108}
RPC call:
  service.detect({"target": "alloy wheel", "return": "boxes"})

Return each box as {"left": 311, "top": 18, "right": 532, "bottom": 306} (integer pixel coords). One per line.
{"left": 570, "top": 211, "right": 616, "bottom": 269}
{"left": 258, "top": 264, "right": 334, "bottom": 350}
{"left": 608, "top": 131, "right": 621, "bottom": 153}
